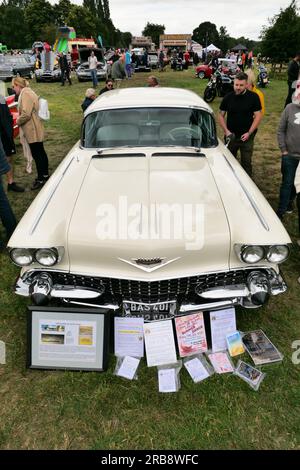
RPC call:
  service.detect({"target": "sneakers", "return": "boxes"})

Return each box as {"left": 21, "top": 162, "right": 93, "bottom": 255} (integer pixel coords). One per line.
{"left": 286, "top": 201, "right": 295, "bottom": 214}
{"left": 7, "top": 182, "right": 25, "bottom": 193}
{"left": 31, "top": 176, "right": 49, "bottom": 190}
{"left": 31, "top": 179, "right": 45, "bottom": 190}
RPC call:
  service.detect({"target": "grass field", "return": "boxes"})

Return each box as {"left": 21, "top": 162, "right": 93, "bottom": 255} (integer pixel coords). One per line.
{"left": 0, "top": 67, "right": 300, "bottom": 450}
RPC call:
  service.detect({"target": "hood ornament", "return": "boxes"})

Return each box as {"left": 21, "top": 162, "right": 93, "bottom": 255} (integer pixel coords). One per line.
{"left": 118, "top": 257, "right": 180, "bottom": 272}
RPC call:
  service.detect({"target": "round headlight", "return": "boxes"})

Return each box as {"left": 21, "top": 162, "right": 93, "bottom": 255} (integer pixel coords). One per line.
{"left": 35, "top": 248, "right": 58, "bottom": 266}
{"left": 266, "top": 245, "right": 289, "bottom": 263}
{"left": 10, "top": 248, "right": 33, "bottom": 266}
{"left": 241, "top": 245, "right": 265, "bottom": 264}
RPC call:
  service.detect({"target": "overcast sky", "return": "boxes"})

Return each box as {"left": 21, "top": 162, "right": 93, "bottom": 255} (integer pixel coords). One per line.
{"left": 63, "top": 0, "right": 294, "bottom": 40}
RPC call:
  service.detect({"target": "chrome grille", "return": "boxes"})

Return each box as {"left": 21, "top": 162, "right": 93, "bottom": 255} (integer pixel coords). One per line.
{"left": 31, "top": 270, "right": 249, "bottom": 303}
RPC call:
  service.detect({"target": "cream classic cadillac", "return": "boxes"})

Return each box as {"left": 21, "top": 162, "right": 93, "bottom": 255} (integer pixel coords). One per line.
{"left": 8, "top": 88, "right": 291, "bottom": 321}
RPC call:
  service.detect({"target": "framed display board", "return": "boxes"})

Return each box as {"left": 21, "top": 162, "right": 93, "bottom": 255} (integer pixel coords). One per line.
{"left": 27, "top": 307, "right": 110, "bottom": 372}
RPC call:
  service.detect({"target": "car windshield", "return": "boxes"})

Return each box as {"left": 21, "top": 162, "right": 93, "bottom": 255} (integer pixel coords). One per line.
{"left": 83, "top": 107, "right": 217, "bottom": 149}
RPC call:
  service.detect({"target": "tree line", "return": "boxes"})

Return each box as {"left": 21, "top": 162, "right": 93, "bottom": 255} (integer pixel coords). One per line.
{"left": 0, "top": 0, "right": 132, "bottom": 49}
{"left": 0, "top": 0, "right": 299, "bottom": 62}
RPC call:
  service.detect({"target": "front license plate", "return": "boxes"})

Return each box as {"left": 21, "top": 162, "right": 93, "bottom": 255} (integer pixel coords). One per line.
{"left": 263, "top": 78, "right": 268, "bottom": 83}
{"left": 123, "top": 301, "right": 176, "bottom": 321}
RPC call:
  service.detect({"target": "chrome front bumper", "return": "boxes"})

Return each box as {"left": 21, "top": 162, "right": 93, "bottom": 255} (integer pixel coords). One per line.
{"left": 14, "top": 268, "right": 287, "bottom": 312}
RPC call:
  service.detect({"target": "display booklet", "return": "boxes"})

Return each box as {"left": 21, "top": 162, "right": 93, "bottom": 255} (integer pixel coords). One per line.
{"left": 115, "top": 356, "right": 140, "bottom": 380}
{"left": 210, "top": 308, "right": 236, "bottom": 352}
{"left": 183, "top": 355, "right": 213, "bottom": 383}
{"left": 226, "top": 331, "right": 245, "bottom": 357}
{"left": 242, "top": 329, "right": 283, "bottom": 365}
{"left": 175, "top": 312, "right": 207, "bottom": 357}
{"left": 157, "top": 361, "right": 182, "bottom": 393}
{"left": 207, "top": 351, "right": 234, "bottom": 374}
{"left": 234, "top": 360, "right": 265, "bottom": 391}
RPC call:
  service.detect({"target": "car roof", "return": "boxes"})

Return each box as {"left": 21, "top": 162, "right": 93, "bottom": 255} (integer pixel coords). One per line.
{"left": 86, "top": 87, "right": 213, "bottom": 114}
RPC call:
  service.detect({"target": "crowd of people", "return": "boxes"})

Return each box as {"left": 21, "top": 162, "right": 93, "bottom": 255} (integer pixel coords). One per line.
{"left": 1, "top": 50, "right": 300, "bottom": 285}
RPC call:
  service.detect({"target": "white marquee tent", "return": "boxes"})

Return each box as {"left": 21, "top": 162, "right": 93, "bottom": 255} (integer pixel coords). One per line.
{"left": 203, "top": 43, "right": 220, "bottom": 52}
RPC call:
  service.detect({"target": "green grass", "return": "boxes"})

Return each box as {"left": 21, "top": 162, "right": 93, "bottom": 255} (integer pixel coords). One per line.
{"left": 0, "top": 68, "right": 300, "bottom": 450}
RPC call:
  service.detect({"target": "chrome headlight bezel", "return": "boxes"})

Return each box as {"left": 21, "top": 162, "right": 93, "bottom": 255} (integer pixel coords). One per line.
{"left": 240, "top": 245, "right": 265, "bottom": 264}
{"left": 10, "top": 248, "right": 34, "bottom": 266}
{"left": 266, "top": 245, "right": 290, "bottom": 264}
{"left": 34, "top": 248, "right": 58, "bottom": 266}
{"left": 9, "top": 246, "right": 64, "bottom": 267}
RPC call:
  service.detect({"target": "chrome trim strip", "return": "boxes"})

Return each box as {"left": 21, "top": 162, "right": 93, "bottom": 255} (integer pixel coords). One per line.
{"left": 223, "top": 153, "right": 270, "bottom": 231}
{"left": 179, "top": 299, "right": 240, "bottom": 312}
{"left": 30, "top": 157, "right": 75, "bottom": 235}
{"left": 199, "top": 285, "right": 250, "bottom": 299}
{"left": 51, "top": 286, "right": 102, "bottom": 299}
{"left": 62, "top": 299, "right": 119, "bottom": 310}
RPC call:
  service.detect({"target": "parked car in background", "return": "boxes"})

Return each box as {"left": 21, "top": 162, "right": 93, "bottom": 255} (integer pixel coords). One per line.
{"left": 131, "top": 48, "right": 151, "bottom": 72}
{"left": 148, "top": 51, "right": 158, "bottom": 69}
{"left": 76, "top": 48, "right": 108, "bottom": 82}
{"left": 0, "top": 54, "right": 33, "bottom": 81}
{"left": 8, "top": 87, "right": 291, "bottom": 321}
{"left": 35, "top": 51, "right": 61, "bottom": 82}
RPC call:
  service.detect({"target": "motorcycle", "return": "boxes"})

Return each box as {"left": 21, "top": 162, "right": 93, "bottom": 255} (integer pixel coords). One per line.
{"left": 203, "top": 69, "right": 234, "bottom": 103}
{"left": 257, "top": 65, "right": 269, "bottom": 88}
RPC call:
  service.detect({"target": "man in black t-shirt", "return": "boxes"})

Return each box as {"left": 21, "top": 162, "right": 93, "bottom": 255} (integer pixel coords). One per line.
{"left": 218, "top": 72, "right": 262, "bottom": 177}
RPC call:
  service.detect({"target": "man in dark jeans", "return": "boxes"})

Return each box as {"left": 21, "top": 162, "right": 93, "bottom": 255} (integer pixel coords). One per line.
{"left": 0, "top": 137, "right": 17, "bottom": 250}
{"left": 58, "top": 52, "right": 72, "bottom": 86}
{"left": 284, "top": 52, "right": 300, "bottom": 108}
{"left": 218, "top": 72, "right": 262, "bottom": 177}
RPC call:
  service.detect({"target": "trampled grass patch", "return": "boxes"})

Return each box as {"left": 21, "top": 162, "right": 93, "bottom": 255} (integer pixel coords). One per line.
{"left": 0, "top": 68, "right": 299, "bottom": 450}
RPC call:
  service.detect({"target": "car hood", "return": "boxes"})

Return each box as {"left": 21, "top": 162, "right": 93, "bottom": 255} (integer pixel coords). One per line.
{"left": 78, "top": 48, "right": 104, "bottom": 63}
{"left": 67, "top": 152, "right": 230, "bottom": 279}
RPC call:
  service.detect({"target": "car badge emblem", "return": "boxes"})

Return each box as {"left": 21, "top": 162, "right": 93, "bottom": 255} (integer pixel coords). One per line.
{"left": 135, "top": 257, "right": 163, "bottom": 266}
{"left": 118, "top": 257, "right": 180, "bottom": 272}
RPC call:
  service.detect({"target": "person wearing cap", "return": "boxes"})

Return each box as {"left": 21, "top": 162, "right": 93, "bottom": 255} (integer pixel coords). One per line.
{"left": 81, "top": 88, "right": 96, "bottom": 112}
{"left": 277, "top": 80, "right": 300, "bottom": 220}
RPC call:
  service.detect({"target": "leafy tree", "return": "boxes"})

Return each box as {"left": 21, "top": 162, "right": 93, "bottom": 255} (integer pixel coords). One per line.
{"left": 66, "top": 5, "right": 96, "bottom": 38}
{"left": 260, "top": 0, "right": 300, "bottom": 62}
{"left": 0, "top": 4, "right": 29, "bottom": 48}
{"left": 142, "top": 22, "right": 165, "bottom": 47}
{"left": 218, "top": 26, "right": 231, "bottom": 53}
{"left": 24, "top": 0, "right": 54, "bottom": 43}
{"left": 54, "top": 0, "right": 72, "bottom": 26}
{"left": 192, "top": 22, "right": 219, "bottom": 48}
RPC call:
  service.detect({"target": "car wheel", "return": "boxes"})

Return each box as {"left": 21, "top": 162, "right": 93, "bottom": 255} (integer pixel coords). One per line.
{"left": 204, "top": 87, "right": 216, "bottom": 103}
{"left": 198, "top": 71, "right": 205, "bottom": 79}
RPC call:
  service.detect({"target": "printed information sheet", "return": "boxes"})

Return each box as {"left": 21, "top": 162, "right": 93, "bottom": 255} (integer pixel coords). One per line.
{"left": 210, "top": 308, "right": 236, "bottom": 352}
{"left": 175, "top": 312, "right": 207, "bottom": 357}
{"left": 143, "top": 320, "right": 177, "bottom": 367}
{"left": 114, "top": 317, "right": 144, "bottom": 358}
